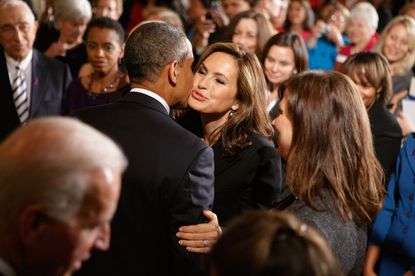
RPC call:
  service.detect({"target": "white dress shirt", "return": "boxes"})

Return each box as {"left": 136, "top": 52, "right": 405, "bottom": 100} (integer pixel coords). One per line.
{"left": 5, "top": 50, "right": 33, "bottom": 105}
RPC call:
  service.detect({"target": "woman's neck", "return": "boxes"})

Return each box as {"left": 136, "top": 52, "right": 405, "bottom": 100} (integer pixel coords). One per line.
{"left": 351, "top": 38, "right": 370, "bottom": 54}
{"left": 200, "top": 113, "right": 229, "bottom": 146}
{"left": 290, "top": 24, "right": 303, "bottom": 33}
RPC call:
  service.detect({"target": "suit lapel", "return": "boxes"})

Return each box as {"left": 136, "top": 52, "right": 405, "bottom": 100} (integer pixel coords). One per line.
{"left": 30, "top": 51, "right": 49, "bottom": 117}
{"left": 213, "top": 141, "right": 241, "bottom": 175}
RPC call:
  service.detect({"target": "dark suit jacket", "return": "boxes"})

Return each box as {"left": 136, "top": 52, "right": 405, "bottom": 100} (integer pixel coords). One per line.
{"left": 179, "top": 110, "right": 282, "bottom": 225}
{"left": 368, "top": 101, "right": 402, "bottom": 183}
{"left": 74, "top": 92, "right": 214, "bottom": 276}
{"left": 0, "top": 48, "right": 72, "bottom": 142}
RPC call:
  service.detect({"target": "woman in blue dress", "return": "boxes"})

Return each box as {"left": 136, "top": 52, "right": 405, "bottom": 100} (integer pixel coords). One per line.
{"left": 364, "top": 134, "right": 415, "bottom": 276}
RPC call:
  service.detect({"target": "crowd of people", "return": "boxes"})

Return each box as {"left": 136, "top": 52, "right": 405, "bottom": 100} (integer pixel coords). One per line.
{"left": 0, "top": 0, "right": 415, "bottom": 275}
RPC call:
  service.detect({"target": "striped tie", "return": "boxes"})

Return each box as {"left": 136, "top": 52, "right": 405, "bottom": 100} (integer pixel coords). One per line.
{"left": 13, "top": 65, "right": 29, "bottom": 124}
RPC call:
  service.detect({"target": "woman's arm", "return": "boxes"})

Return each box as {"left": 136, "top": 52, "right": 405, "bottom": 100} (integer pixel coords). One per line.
{"left": 363, "top": 245, "right": 381, "bottom": 276}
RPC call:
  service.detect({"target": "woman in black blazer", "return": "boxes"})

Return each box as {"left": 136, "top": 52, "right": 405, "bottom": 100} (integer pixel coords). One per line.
{"left": 178, "top": 42, "right": 282, "bottom": 228}
{"left": 340, "top": 52, "right": 402, "bottom": 183}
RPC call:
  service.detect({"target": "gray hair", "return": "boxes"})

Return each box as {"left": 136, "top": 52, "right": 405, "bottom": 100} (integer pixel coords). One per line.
{"left": 0, "top": 0, "right": 35, "bottom": 21}
{"left": 0, "top": 117, "right": 127, "bottom": 230}
{"left": 54, "top": 0, "right": 92, "bottom": 22}
{"left": 124, "top": 21, "right": 190, "bottom": 83}
{"left": 350, "top": 2, "right": 379, "bottom": 34}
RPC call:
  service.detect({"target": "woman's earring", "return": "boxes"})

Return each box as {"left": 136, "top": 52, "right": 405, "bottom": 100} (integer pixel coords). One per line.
{"left": 229, "top": 109, "right": 236, "bottom": 117}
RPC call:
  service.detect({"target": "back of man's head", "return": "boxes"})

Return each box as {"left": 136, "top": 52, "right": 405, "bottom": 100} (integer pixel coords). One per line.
{"left": 0, "top": 117, "right": 127, "bottom": 230}
{"left": 124, "top": 22, "right": 190, "bottom": 84}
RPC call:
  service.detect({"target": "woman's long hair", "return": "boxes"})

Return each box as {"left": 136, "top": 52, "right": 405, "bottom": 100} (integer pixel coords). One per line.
{"left": 279, "top": 71, "right": 384, "bottom": 223}
{"left": 195, "top": 42, "right": 273, "bottom": 155}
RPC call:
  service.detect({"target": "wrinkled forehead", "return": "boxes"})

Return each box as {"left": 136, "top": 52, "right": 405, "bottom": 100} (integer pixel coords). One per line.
{"left": 0, "top": 4, "right": 35, "bottom": 25}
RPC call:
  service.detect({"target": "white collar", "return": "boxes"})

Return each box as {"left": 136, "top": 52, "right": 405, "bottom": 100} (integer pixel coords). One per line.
{"left": 0, "top": 257, "right": 17, "bottom": 276}
{"left": 130, "top": 88, "right": 170, "bottom": 114}
{"left": 5, "top": 50, "right": 33, "bottom": 70}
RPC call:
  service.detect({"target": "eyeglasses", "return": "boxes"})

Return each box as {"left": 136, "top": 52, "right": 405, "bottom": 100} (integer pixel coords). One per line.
{"left": 330, "top": 14, "right": 345, "bottom": 23}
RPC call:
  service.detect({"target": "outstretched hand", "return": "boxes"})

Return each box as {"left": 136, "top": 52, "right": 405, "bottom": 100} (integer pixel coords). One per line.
{"left": 176, "top": 210, "right": 222, "bottom": 254}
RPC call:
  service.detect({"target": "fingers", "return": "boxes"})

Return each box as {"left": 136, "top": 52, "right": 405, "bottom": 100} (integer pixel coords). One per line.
{"left": 185, "top": 246, "right": 211, "bottom": 254}
{"left": 176, "top": 230, "right": 218, "bottom": 241}
{"left": 178, "top": 239, "right": 213, "bottom": 254}
{"left": 203, "top": 210, "right": 218, "bottom": 222}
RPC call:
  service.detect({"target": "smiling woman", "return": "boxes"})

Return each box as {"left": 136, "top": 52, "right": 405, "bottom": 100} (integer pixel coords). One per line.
{"left": 179, "top": 42, "right": 282, "bottom": 227}
{"left": 63, "top": 17, "right": 129, "bottom": 113}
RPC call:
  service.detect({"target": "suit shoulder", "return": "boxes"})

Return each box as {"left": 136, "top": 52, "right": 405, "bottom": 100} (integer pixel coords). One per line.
{"left": 369, "top": 103, "right": 401, "bottom": 134}
{"left": 34, "top": 50, "right": 68, "bottom": 70}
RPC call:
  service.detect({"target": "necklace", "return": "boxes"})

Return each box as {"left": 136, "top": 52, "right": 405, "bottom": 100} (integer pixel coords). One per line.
{"left": 87, "top": 71, "right": 121, "bottom": 99}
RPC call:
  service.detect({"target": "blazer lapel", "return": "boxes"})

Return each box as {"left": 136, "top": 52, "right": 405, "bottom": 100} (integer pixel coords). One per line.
{"left": 30, "top": 51, "right": 49, "bottom": 117}
{"left": 213, "top": 141, "right": 241, "bottom": 175}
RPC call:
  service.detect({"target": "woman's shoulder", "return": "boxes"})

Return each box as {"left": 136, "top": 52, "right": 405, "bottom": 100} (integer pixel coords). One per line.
{"left": 368, "top": 101, "right": 401, "bottom": 134}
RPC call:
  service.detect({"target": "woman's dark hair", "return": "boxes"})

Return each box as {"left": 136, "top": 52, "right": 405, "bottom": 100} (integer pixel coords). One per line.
{"left": 340, "top": 52, "right": 392, "bottom": 107}
{"left": 195, "top": 42, "right": 273, "bottom": 154}
{"left": 260, "top": 32, "right": 308, "bottom": 89}
{"left": 84, "top": 16, "right": 126, "bottom": 43}
{"left": 278, "top": 71, "right": 384, "bottom": 223}
{"left": 284, "top": 0, "right": 315, "bottom": 32}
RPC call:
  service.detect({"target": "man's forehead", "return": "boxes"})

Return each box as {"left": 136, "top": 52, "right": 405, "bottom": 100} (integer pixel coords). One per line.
{"left": 0, "top": 4, "right": 35, "bottom": 25}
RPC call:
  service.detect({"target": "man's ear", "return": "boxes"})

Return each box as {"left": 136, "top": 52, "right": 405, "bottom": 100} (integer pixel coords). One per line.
{"left": 168, "top": 60, "right": 179, "bottom": 87}
{"left": 18, "top": 205, "right": 50, "bottom": 246}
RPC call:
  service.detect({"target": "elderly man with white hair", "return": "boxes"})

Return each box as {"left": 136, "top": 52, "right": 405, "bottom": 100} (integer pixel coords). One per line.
{"left": 0, "top": 117, "right": 128, "bottom": 276}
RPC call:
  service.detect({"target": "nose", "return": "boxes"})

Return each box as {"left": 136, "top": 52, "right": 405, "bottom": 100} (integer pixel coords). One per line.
{"left": 94, "top": 223, "right": 111, "bottom": 251}
{"left": 196, "top": 74, "right": 208, "bottom": 89}
{"left": 11, "top": 27, "right": 24, "bottom": 42}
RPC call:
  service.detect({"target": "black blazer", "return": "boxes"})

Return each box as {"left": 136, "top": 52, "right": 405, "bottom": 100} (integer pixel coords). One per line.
{"left": 212, "top": 134, "right": 282, "bottom": 224}
{"left": 179, "top": 110, "right": 282, "bottom": 225}
{"left": 0, "top": 48, "right": 72, "bottom": 142}
{"left": 74, "top": 92, "right": 215, "bottom": 276}
{"left": 368, "top": 101, "right": 402, "bottom": 182}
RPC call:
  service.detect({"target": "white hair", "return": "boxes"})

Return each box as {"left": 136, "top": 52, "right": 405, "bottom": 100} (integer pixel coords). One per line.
{"left": 54, "top": 0, "right": 92, "bottom": 22}
{"left": 350, "top": 2, "right": 379, "bottom": 33}
{"left": 0, "top": 117, "right": 127, "bottom": 229}
{"left": 0, "top": 0, "right": 35, "bottom": 21}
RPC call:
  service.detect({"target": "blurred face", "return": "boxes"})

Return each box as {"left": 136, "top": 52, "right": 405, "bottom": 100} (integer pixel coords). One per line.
{"left": 86, "top": 27, "right": 124, "bottom": 75}
{"left": 222, "top": 0, "right": 251, "bottom": 20}
{"left": 94, "top": 0, "right": 119, "bottom": 20}
{"left": 351, "top": 74, "right": 377, "bottom": 109}
{"left": 383, "top": 24, "right": 410, "bottom": 64}
{"left": 328, "top": 10, "right": 346, "bottom": 33}
{"left": 25, "top": 168, "right": 121, "bottom": 276}
{"left": 0, "top": 4, "right": 38, "bottom": 60}
{"left": 188, "top": 0, "right": 207, "bottom": 21}
{"left": 404, "top": 8, "right": 415, "bottom": 19}
{"left": 287, "top": 1, "right": 306, "bottom": 26}
{"left": 232, "top": 18, "right": 258, "bottom": 54}
{"left": 264, "top": 45, "right": 296, "bottom": 87}
{"left": 272, "top": 94, "right": 292, "bottom": 160}
{"left": 347, "top": 18, "right": 373, "bottom": 45}
{"left": 57, "top": 18, "right": 88, "bottom": 44}
{"left": 189, "top": 52, "right": 239, "bottom": 119}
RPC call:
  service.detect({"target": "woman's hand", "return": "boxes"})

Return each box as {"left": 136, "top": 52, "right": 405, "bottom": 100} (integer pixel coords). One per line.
{"left": 176, "top": 210, "right": 222, "bottom": 254}
{"left": 397, "top": 112, "right": 414, "bottom": 137}
{"left": 363, "top": 245, "right": 381, "bottom": 276}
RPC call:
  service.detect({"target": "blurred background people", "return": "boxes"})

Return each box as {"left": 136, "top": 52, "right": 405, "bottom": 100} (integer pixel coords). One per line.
{"left": 221, "top": 0, "right": 252, "bottom": 20}
{"left": 92, "top": 0, "right": 123, "bottom": 20}
{"left": 260, "top": 32, "right": 308, "bottom": 118}
{"left": 227, "top": 10, "right": 275, "bottom": 58}
{"left": 34, "top": 0, "right": 92, "bottom": 77}
{"left": 0, "top": 117, "right": 127, "bottom": 276}
{"left": 272, "top": 71, "right": 384, "bottom": 275}
{"left": 283, "top": 0, "right": 315, "bottom": 41}
{"left": 364, "top": 133, "right": 415, "bottom": 276}
{"left": 0, "top": 0, "right": 72, "bottom": 142}
{"left": 64, "top": 17, "right": 129, "bottom": 113}
{"left": 373, "top": 15, "right": 415, "bottom": 114}
{"left": 340, "top": 52, "right": 402, "bottom": 183}
{"left": 307, "top": 2, "right": 350, "bottom": 70}
{"left": 210, "top": 211, "right": 344, "bottom": 276}
{"left": 335, "top": 2, "right": 379, "bottom": 68}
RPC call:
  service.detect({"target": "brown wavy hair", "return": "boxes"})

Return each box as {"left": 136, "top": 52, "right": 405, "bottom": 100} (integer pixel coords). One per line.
{"left": 195, "top": 42, "right": 273, "bottom": 155}
{"left": 278, "top": 71, "right": 384, "bottom": 223}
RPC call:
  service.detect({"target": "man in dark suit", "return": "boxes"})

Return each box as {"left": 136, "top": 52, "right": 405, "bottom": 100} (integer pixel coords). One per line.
{"left": 0, "top": 0, "right": 72, "bottom": 142}
{"left": 74, "top": 22, "right": 215, "bottom": 275}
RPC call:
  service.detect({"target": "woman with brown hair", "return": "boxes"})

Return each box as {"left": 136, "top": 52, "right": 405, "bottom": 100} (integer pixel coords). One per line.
{"left": 226, "top": 10, "right": 275, "bottom": 58}
{"left": 340, "top": 52, "right": 402, "bottom": 182}
{"left": 176, "top": 42, "right": 282, "bottom": 252}
{"left": 210, "top": 210, "right": 343, "bottom": 276}
{"left": 272, "top": 71, "right": 384, "bottom": 275}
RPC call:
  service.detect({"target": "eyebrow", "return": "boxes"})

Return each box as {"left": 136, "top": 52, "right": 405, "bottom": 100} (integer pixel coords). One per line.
{"left": 200, "top": 62, "right": 230, "bottom": 82}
